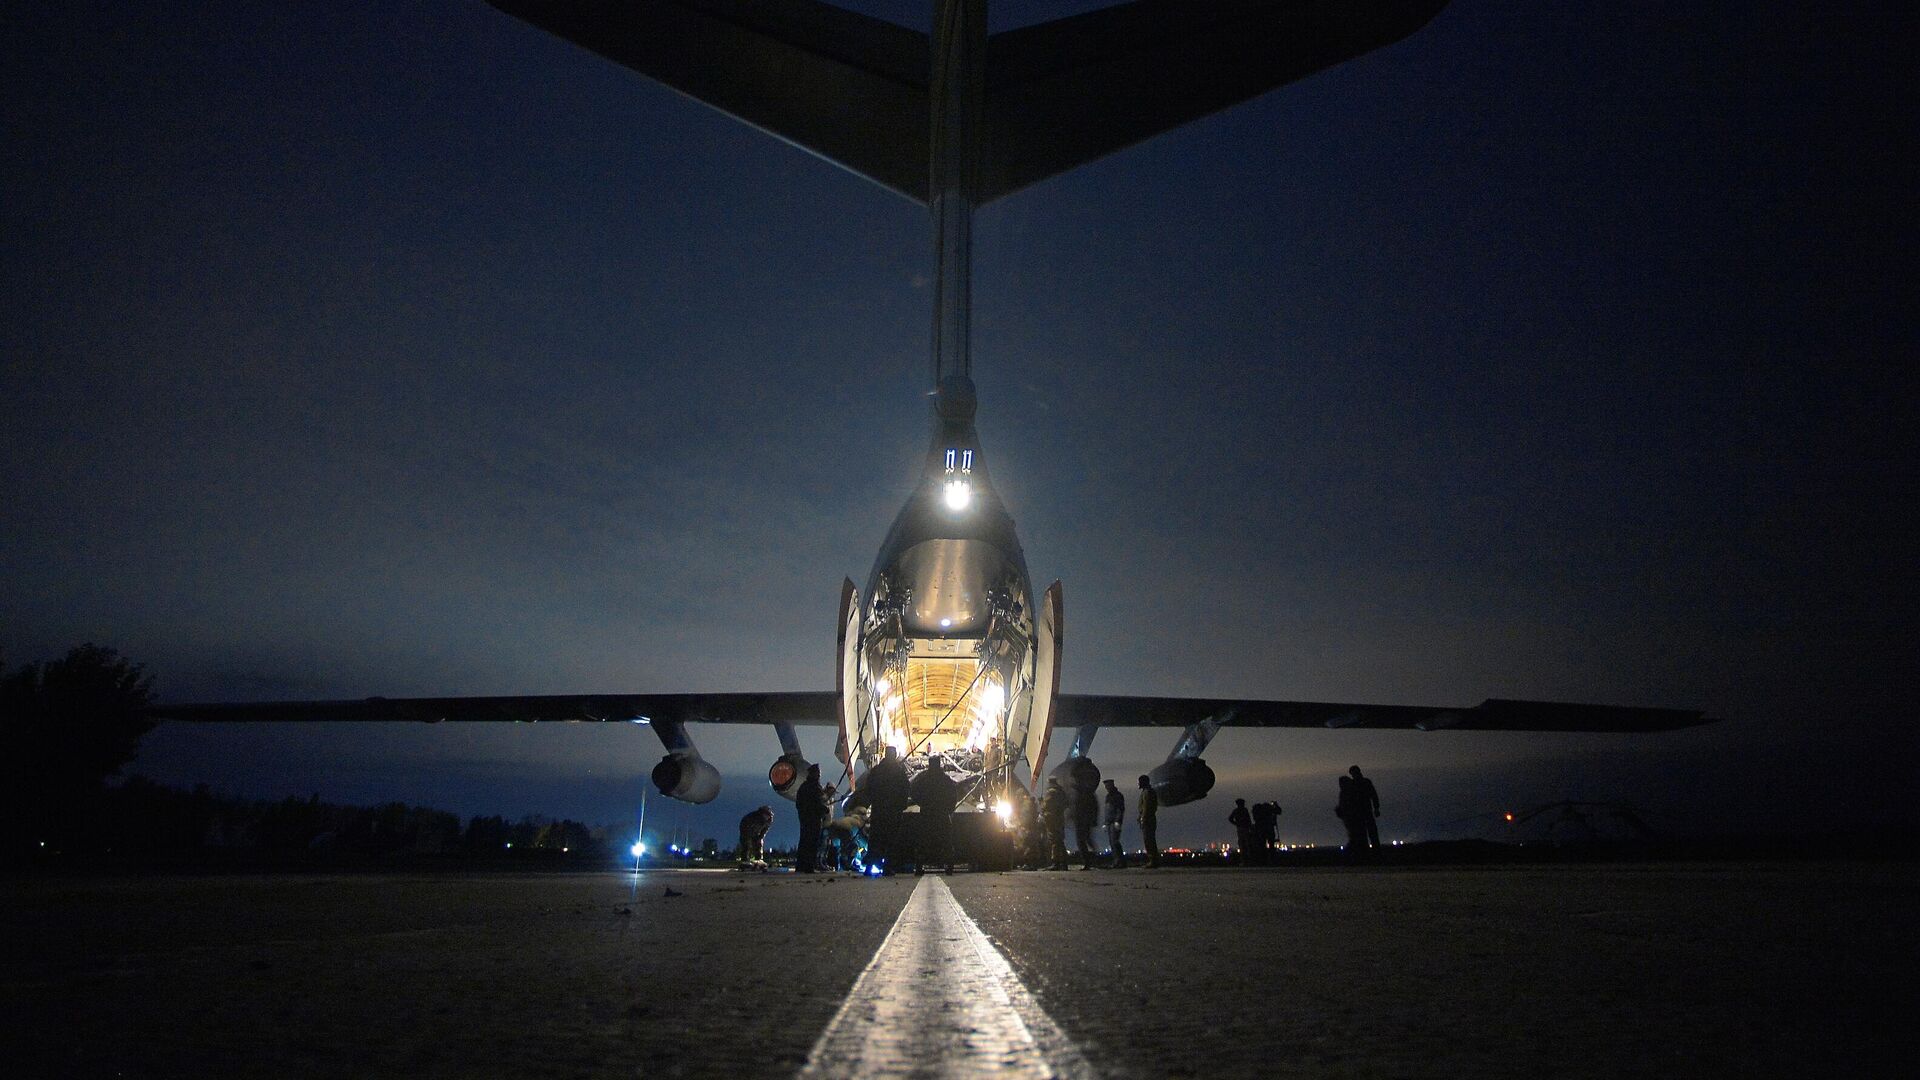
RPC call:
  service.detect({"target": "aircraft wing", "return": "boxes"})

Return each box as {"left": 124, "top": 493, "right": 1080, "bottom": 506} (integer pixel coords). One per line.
{"left": 150, "top": 692, "right": 839, "bottom": 725}
{"left": 1055, "top": 695, "right": 1710, "bottom": 732}
{"left": 154, "top": 692, "right": 1707, "bottom": 732}
{"left": 485, "top": 1, "right": 1450, "bottom": 205}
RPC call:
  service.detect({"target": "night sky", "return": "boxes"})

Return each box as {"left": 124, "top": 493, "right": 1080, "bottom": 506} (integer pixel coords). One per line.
{"left": 4, "top": 2, "right": 1913, "bottom": 848}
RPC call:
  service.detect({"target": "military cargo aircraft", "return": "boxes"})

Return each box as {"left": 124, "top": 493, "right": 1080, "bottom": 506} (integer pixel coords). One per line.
{"left": 154, "top": 2, "right": 1710, "bottom": 823}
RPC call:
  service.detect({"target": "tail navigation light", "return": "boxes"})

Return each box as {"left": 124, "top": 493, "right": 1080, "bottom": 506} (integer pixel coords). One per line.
{"left": 941, "top": 448, "right": 974, "bottom": 512}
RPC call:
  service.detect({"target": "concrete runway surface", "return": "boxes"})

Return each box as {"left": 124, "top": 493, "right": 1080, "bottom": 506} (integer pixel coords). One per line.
{"left": 5, "top": 863, "right": 1914, "bottom": 1078}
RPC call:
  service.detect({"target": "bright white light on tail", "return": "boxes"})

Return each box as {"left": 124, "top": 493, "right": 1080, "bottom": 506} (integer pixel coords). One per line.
{"left": 943, "top": 478, "right": 971, "bottom": 510}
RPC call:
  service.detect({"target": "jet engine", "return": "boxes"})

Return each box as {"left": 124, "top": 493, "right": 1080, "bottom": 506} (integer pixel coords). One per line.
{"left": 1148, "top": 757, "right": 1216, "bottom": 807}
{"left": 767, "top": 752, "right": 811, "bottom": 801}
{"left": 651, "top": 754, "right": 722, "bottom": 804}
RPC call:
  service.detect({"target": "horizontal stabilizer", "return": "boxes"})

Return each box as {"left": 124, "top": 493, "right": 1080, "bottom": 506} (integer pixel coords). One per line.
{"left": 487, "top": 1, "right": 1450, "bottom": 204}
{"left": 978, "top": 0, "right": 1451, "bottom": 202}
{"left": 488, "top": 0, "right": 931, "bottom": 200}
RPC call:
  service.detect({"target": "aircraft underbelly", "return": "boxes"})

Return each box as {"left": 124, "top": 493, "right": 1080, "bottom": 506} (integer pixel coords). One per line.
{"left": 896, "top": 538, "right": 1002, "bottom": 636}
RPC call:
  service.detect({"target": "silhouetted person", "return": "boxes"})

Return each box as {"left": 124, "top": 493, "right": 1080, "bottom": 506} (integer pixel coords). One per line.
{"left": 1040, "top": 778, "right": 1070, "bottom": 870}
{"left": 739, "top": 805, "right": 774, "bottom": 865}
{"left": 795, "top": 764, "right": 829, "bottom": 872}
{"left": 1102, "top": 778, "right": 1126, "bottom": 867}
{"left": 865, "top": 745, "right": 911, "bottom": 874}
{"left": 1251, "top": 800, "right": 1280, "bottom": 864}
{"left": 1071, "top": 778, "right": 1100, "bottom": 870}
{"left": 909, "top": 754, "right": 962, "bottom": 874}
{"left": 1336, "top": 775, "right": 1368, "bottom": 859}
{"left": 1228, "top": 798, "right": 1254, "bottom": 864}
{"left": 1136, "top": 775, "right": 1160, "bottom": 868}
{"left": 1349, "top": 766, "right": 1380, "bottom": 849}
{"left": 1010, "top": 783, "right": 1042, "bottom": 869}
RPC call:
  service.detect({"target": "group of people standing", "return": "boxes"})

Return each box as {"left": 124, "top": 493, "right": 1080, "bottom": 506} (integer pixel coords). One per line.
{"left": 816, "top": 745, "right": 966, "bottom": 874}
{"left": 1027, "top": 772, "right": 1159, "bottom": 870}
{"left": 1230, "top": 766, "right": 1382, "bottom": 861}
{"left": 738, "top": 746, "right": 963, "bottom": 874}
{"left": 739, "top": 757, "right": 1384, "bottom": 871}
{"left": 1227, "top": 798, "right": 1284, "bottom": 864}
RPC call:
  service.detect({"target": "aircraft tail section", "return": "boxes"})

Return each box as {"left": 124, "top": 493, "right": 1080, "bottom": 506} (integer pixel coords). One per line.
{"left": 488, "top": 1, "right": 1450, "bottom": 205}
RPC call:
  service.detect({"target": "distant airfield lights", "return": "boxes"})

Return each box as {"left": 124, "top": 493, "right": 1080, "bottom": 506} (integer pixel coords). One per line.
{"left": 1504, "top": 812, "right": 1516, "bottom": 823}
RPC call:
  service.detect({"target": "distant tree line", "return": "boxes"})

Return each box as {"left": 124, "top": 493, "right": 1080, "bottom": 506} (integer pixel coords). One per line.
{"left": 2, "top": 644, "right": 155, "bottom": 859}
{"left": 1, "top": 644, "right": 614, "bottom": 866}
{"left": 78, "top": 777, "right": 613, "bottom": 862}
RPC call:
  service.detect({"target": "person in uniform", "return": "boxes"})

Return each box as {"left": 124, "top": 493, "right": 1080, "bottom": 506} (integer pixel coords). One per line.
{"left": 738, "top": 805, "right": 775, "bottom": 866}
{"left": 1040, "top": 778, "right": 1070, "bottom": 870}
{"left": 1228, "top": 798, "right": 1255, "bottom": 864}
{"left": 1136, "top": 774, "right": 1160, "bottom": 868}
{"left": 1071, "top": 779, "right": 1100, "bottom": 870}
{"left": 1349, "top": 766, "right": 1381, "bottom": 850}
{"left": 1250, "top": 800, "right": 1280, "bottom": 865}
{"left": 795, "top": 764, "right": 829, "bottom": 872}
{"left": 1009, "top": 783, "right": 1041, "bottom": 869}
{"left": 864, "top": 745, "right": 911, "bottom": 874}
{"left": 1101, "top": 778, "right": 1127, "bottom": 868}
{"left": 908, "top": 754, "right": 962, "bottom": 874}
{"left": 1336, "top": 775, "right": 1368, "bottom": 859}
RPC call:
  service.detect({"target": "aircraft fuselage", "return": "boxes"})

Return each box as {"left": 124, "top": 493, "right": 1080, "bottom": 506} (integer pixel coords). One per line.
{"left": 846, "top": 377, "right": 1041, "bottom": 791}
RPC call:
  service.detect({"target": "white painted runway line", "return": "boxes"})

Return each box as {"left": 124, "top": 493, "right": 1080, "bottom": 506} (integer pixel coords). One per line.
{"left": 800, "top": 876, "right": 1096, "bottom": 1079}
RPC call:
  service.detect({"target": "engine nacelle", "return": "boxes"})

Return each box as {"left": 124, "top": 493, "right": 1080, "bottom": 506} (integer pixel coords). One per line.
{"left": 1050, "top": 755, "right": 1100, "bottom": 795}
{"left": 1148, "top": 757, "right": 1216, "bottom": 807}
{"left": 767, "top": 752, "right": 811, "bottom": 801}
{"left": 651, "top": 754, "right": 722, "bottom": 804}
